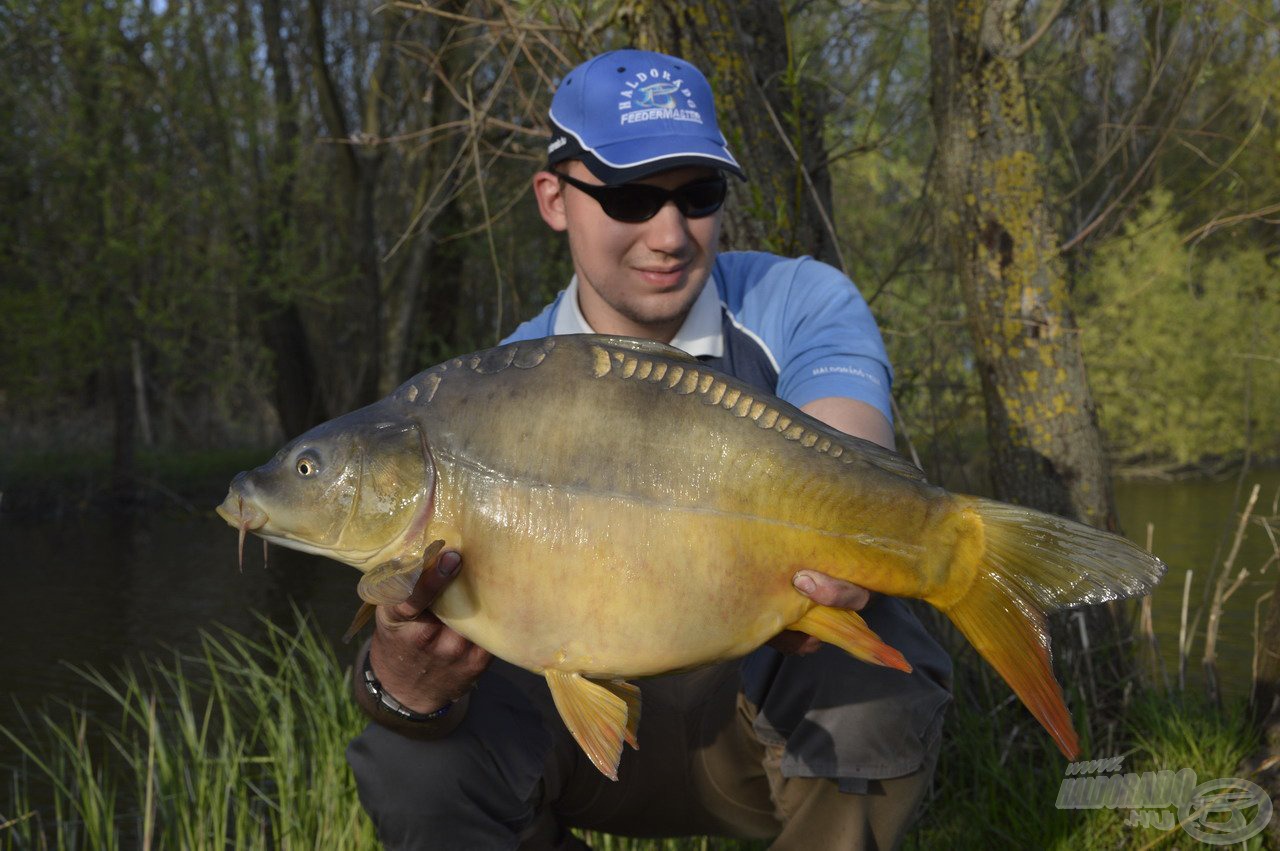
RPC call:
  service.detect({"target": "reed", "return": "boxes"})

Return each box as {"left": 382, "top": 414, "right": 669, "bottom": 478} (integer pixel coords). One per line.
{"left": 0, "top": 610, "right": 376, "bottom": 850}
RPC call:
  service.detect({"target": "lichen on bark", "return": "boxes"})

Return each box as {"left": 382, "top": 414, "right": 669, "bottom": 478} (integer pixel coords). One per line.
{"left": 929, "top": 0, "right": 1114, "bottom": 531}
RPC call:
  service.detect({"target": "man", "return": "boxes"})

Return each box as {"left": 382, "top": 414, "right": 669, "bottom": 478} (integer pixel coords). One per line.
{"left": 347, "top": 49, "right": 951, "bottom": 849}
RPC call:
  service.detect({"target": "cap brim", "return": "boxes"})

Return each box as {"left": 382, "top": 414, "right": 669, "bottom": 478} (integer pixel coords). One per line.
{"left": 581, "top": 135, "right": 746, "bottom": 184}
{"left": 545, "top": 113, "right": 747, "bottom": 184}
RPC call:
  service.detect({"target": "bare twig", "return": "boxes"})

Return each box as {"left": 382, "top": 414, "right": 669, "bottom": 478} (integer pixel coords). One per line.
{"left": 388, "top": 1, "right": 568, "bottom": 33}
{"left": 1203, "top": 483, "right": 1262, "bottom": 704}
{"left": 1253, "top": 589, "right": 1275, "bottom": 709}
{"left": 1182, "top": 201, "right": 1280, "bottom": 246}
{"left": 1074, "top": 610, "right": 1099, "bottom": 710}
{"left": 756, "top": 86, "right": 849, "bottom": 274}
{"left": 466, "top": 75, "right": 507, "bottom": 342}
{"left": 889, "top": 396, "right": 924, "bottom": 472}
{"left": 1011, "top": 0, "right": 1069, "bottom": 59}
{"left": 1178, "top": 569, "right": 1193, "bottom": 692}
{"left": 1140, "top": 522, "right": 1170, "bottom": 691}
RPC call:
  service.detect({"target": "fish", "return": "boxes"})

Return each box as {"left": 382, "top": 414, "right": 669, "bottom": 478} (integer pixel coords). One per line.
{"left": 216, "top": 334, "right": 1165, "bottom": 779}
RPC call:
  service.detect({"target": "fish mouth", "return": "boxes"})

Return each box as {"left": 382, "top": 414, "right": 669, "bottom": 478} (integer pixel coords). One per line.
{"left": 216, "top": 490, "right": 269, "bottom": 571}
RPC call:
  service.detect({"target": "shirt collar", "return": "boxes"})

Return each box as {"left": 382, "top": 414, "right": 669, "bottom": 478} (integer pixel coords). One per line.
{"left": 552, "top": 274, "right": 724, "bottom": 358}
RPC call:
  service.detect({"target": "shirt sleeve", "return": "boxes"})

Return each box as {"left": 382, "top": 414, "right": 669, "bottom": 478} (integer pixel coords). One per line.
{"left": 778, "top": 260, "right": 892, "bottom": 420}
{"left": 745, "top": 256, "right": 893, "bottom": 422}
{"left": 501, "top": 294, "right": 562, "bottom": 345}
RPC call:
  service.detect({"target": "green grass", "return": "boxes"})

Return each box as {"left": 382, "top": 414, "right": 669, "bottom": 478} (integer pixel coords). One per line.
{"left": 1, "top": 615, "right": 1266, "bottom": 850}
{"left": 0, "top": 611, "right": 376, "bottom": 850}
{"left": 572, "top": 835, "right": 762, "bottom": 850}
{"left": 907, "top": 688, "right": 1266, "bottom": 850}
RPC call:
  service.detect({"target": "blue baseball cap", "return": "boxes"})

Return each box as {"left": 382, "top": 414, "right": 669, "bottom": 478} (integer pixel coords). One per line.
{"left": 547, "top": 49, "right": 746, "bottom": 185}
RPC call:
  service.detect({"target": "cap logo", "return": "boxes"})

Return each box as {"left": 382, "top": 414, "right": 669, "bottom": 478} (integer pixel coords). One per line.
{"left": 617, "top": 67, "right": 702, "bottom": 126}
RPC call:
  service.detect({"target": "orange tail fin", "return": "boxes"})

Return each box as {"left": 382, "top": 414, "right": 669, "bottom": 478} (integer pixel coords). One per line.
{"left": 941, "top": 499, "right": 1166, "bottom": 760}
{"left": 945, "top": 568, "right": 1079, "bottom": 758}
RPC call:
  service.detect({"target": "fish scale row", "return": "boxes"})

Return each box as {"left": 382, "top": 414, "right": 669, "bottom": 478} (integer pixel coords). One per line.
{"left": 591, "top": 344, "right": 853, "bottom": 460}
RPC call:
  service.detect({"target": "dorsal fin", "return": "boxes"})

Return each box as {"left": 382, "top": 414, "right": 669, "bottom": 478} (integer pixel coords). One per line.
{"left": 576, "top": 334, "right": 926, "bottom": 484}
{"left": 579, "top": 334, "right": 699, "bottom": 363}
{"left": 834, "top": 431, "right": 930, "bottom": 483}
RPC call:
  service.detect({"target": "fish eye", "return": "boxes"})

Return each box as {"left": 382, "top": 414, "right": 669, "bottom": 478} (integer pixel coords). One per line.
{"left": 296, "top": 456, "right": 320, "bottom": 477}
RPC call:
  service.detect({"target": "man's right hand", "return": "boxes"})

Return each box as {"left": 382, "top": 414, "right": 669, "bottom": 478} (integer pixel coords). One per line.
{"left": 368, "top": 550, "right": 492, "bottom": 715}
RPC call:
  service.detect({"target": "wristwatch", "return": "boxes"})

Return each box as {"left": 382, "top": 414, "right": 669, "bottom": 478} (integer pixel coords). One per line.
{"left": 361, "top": 650, "right": 453, "bottom": 722}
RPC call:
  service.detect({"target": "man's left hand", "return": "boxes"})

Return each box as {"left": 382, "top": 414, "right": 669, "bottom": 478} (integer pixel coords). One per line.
{"left": 768, "top": 571, "right": 872, "bottom": 655}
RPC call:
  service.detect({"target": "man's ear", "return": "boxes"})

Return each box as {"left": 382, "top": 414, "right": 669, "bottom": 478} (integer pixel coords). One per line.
{"left": 532, "top": 170, "right": 568, "bottom": 232}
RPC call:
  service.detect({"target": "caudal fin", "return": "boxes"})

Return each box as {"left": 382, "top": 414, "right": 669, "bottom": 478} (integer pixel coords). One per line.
{"left": 942, "top": 499, "right": 1166, "bottom": 760}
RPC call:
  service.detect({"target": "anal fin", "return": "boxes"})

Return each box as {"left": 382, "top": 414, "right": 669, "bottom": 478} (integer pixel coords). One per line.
{"left": 598, "top": 680, "right": 641, "bottom": 750}
{"left": 356, "top": 540, "right": 446, "bottom": 606}
{"left": 788, "top": 606, "right": 912, "bottom": 673}
{"left": 545, "top": 670, "right": 630, "bottom": 780}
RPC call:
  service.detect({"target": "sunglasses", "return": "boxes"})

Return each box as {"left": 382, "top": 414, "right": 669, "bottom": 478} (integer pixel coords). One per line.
{"left": 556, "top": 172, "right": 728, "bottom": 223}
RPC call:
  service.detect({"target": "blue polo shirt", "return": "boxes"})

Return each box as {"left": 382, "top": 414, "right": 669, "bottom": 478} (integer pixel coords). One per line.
{"left": 502, "top": 251, "right": 894, "bottom": 423}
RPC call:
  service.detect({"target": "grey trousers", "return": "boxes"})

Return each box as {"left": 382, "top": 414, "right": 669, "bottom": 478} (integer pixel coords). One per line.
{"left": 347, "top": 625, "right": 948, "bottom": 850}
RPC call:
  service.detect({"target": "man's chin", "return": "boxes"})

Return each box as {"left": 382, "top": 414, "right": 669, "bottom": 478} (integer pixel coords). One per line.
{"left": 627, "top": 285, "right": 702, "bottom": 322}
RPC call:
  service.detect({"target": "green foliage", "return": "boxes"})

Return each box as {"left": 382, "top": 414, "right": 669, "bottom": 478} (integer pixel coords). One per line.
{"left": 1, "top": 611, "right": 377, "bottom": 849}
{"left": 0, "top": 0, "right": 276, "bottom": 445}
{"left": 1, "top": 0, "right": 1277, "bottom": 474}
{"left": 1076, "top": 190, "right": 1280, "bottom": 465}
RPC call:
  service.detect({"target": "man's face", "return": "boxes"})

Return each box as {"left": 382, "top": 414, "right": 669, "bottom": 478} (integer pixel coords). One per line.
{"left": 532, "top": 160, "right": 723, "bottom": 342}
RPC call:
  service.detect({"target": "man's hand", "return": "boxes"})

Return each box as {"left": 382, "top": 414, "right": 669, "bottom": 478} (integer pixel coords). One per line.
{"left": 368, "top": 550, "right": 491, "bottom": 715}
{"left": 767, "top": 570, "right": 873, "bottom": 655}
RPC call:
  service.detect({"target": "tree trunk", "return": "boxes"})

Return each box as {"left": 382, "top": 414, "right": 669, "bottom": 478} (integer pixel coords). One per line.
{"left": 307, "top": 0, "right": 392, "bottom": 409}
{"left": 379, "top": 2, "right": 468, "bottom": 392}
{"left": 929, "top": 0, "right": 1115, "bottom": 528}
{"left": 255, "top": 0, "right": 327, "bottom": 438}
{"left": 627, "top": 0, "right": 838, "bottom": 264}
{"left": 928, "top": 0, "right": 1133, "bottom": 701}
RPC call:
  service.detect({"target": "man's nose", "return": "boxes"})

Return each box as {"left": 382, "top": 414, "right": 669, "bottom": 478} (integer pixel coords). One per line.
{"left": 643, "top": 201, "right": 691, "bottom": 254}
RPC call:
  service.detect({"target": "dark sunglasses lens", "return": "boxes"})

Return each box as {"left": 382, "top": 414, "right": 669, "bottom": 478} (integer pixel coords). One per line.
{"left": 599, "top": 185, "right": 667, "bottom": 223}
{"left": 587, "top": 178, "right": 728, "bottom": 222}
{"left": 676, "top": 180, "right": 727, "bottom": 217}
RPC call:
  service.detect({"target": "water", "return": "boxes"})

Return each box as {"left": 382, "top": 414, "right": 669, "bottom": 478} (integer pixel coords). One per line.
{"left": 1, "top": 470, "right": 1276, "bottom": 770}
{"left": 1113, "top": 469, "right": 1280, "bottom": 696}
{"left": 0, "top": 512, "right": 360, "bottom": 770}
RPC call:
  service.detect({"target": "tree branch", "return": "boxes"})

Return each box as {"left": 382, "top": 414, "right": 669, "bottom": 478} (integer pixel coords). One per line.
{"left": 1011, "top": 0, "right": 1069, "bottom": 59}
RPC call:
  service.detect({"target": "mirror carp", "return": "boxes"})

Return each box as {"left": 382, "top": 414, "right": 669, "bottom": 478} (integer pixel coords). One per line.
{"left": 217, "top": 334, "right": 1165, "bottom": 779}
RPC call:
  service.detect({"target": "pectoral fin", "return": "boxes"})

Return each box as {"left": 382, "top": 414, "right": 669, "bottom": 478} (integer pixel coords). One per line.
{"left": 544, "top": 670, "right": 633, "bottom": 780}
{"left": 342, "top": 602, "right": 377, "bottom": 644}
{"left": 788, "top": 606, "right": 912, "bottom": 673}
{"left": 356, "top": 539, "right": 447, "bottom": 606}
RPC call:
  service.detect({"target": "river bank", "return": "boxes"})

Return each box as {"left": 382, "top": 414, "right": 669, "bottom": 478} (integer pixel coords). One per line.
{"left": 1, "top": 611, "right": 1269, "bottom": 849}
